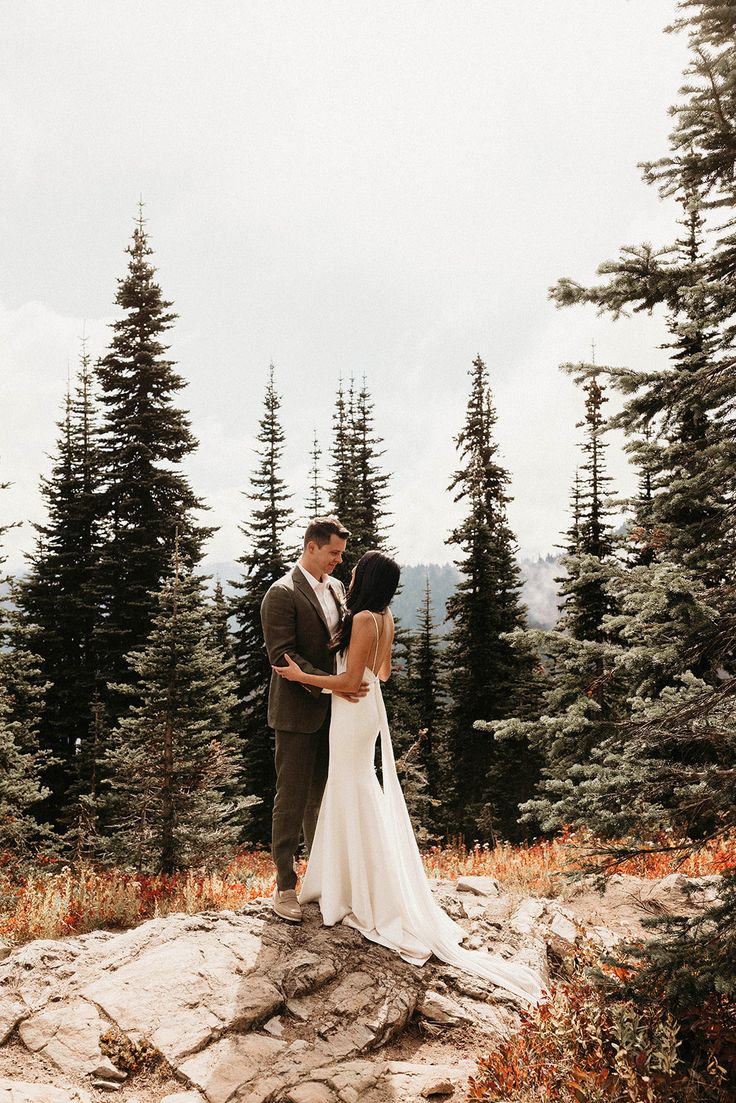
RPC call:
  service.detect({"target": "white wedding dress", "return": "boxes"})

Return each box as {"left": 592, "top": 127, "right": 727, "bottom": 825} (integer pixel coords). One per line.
{"left": 298, "top": 614, "right": 544, "bottom": 1004}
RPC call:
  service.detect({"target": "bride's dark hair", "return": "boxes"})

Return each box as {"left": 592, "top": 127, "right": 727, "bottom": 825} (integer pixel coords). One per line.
{"left": 332, "top": 550, "right": 400, "bottom": 654}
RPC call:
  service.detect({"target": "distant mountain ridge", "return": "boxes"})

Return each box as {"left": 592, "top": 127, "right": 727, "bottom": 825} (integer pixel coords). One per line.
{"left": 2, "top": 556, "right": 563, "bottom": 632}
{"left": 203, "top": 555, "right": 562, "bottom": 632}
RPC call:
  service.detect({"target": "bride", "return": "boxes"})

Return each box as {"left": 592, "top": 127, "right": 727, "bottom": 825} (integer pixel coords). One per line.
{"left": 273, "top": 550, "right": 543, "bottom": 1005}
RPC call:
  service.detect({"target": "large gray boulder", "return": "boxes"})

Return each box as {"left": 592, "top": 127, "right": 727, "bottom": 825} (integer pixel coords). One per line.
{"left": 0, "top": 885, "right": 540, "bottom": 1102}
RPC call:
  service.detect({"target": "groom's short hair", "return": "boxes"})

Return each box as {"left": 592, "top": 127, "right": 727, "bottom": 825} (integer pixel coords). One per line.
{"left": 304, "top": 516, "right": 351, "bottom": 548}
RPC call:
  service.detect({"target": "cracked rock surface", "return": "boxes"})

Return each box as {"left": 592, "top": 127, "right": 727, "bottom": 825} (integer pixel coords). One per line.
{"left": 0, "top": 875, "right": 717, "bottom": 1103}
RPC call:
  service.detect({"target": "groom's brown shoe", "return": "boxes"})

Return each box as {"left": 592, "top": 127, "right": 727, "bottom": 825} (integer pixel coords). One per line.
{"left": 272, "top": 888, "right": 302, "bottom": 923}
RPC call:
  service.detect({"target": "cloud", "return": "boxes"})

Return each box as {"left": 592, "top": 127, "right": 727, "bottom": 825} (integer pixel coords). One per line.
{"left": 0, "top": 300, "right": 111, "bottom": 571}
{"left": 1, "top": 0, "right": 691, "bottom": 571}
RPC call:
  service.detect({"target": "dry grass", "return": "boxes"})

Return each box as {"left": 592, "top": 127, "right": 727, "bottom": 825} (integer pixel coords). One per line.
{"left": 0, "top": 852, "right": 278, "bottom": 943}
{"left": 1, "top": 830, "right": 733, "bottom": 946}
{"left": 424, "top": 830, "right": 735, "bottom": 897}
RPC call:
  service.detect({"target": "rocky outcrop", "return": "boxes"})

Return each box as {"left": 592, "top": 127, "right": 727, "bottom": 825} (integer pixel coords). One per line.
{"left": 0, "top": 874, "right": 718, "bottom": 1103}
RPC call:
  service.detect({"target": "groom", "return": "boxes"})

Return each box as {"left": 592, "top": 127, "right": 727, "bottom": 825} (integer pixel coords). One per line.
{"left": 260, "top": 516, "right": 368, "bottom": 922}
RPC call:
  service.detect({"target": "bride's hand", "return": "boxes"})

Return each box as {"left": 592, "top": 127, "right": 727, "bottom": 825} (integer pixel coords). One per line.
{"left": 272, "top": 654, "right": 304, "bottom": 682}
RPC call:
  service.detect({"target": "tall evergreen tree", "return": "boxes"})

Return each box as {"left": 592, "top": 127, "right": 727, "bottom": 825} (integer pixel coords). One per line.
{"left": 17, "top": 340, "right": 105, "bottom": 823}
{"left": 387, "top": 574, "right": 447, "bottom": 841}
{"left": 642, "top": 2, "right": 736, "bottom": 345}
{"left": 547, "top": 2, "right": 736, "bottom": 1011}
{"left": 207, "top": 577, "right": 234, "bottom": 656}
{"left": 62, "top": 690, "right": 108, "bottom": 862}
{"left": 0, "top": 473, "right": 53, "bottom": 861}
{"left": 443, "top": 355, "right": 536, "bottom": 842}
{"left": 490, "top": 370, "right": 620, "bottom": 832}
{"left": 556, "top": 373, "right": 617, "bottom": 642}
{"left": 626, "top": 422, "right": 660, "bottom": 568}
{"left": 0, "top": 678, "right": 53, "bottom": 863}
{"left": 94, "top": 206, "right": 215, "bottom": 718}
{"left": 350, "top": 377, "right": 391, "bottom": 557}
{"left": 551, "top": 205, "right": 731, "bottom": 594}
{"left": 231, "top": 366, "right": 295, "bottom": 845}
{"left": 328, "top": 377, "right": 359, "bottom": 568}
{"left": 328, "top": 375, "right": 391, "bottom": 585}
{"left": 343, "top": 375, "right": 413, "bottom": 719}
{"left": 409, "top": 573, "right": 445, "bottom": 798}
{"left": 102, "top": 543, "right": 247, "bottom": 873}
{"left": 306, "top": 430, "right": 325, "bottom": 519}
{"left": 569, "top": 585, "right": 736, "bottom": 1011}
{"left": 0, "top": 468, "right": 20, "bottom": 564}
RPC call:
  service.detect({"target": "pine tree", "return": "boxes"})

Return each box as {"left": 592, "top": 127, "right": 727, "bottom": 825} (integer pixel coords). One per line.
{"left": 552, "top": 561, "right": 736, "bottom": 1011}
{"left": 62, "top": 690, "right": 108, "bottom": 862}
{"left": 350, "top": 377, "right": 391, "bottom": 559}
{"left": 551, "top": 198, "right": 732, "bottom": 594}
{"left": 306, "top": 430, "right": 324, "bottom": 519}
{"left": 443, "top": 355, "right": 537, "bottom": 842}
{"left": 328, "top": 377, "right": 360, "bottom": 585}
{"left": 325, "top": 375, "right": 414, "bottom": 725}
{"left": 394, "top": 733, "right": 440, "bottom": 847}
{"left": 17, "top": 340, "right": 105, "bottom": 823}
{"left": 627, "top": 194, "right": 730, "bottom": 588}
{"left": 328, "top": 375, "right": 391, "bottom": 586}
{"left": 626, "top": 422, "right": 660, "bottom": 568}
{"left": 387, "top": 574, "right": 447, "bottom": 842}
{"left": 207, "top": 577, "right": 234, "bottom": 656}
{"left": 231, "top": 366, "right": 295, "bottom": 845}
{"left": 547, "top": 3, "right": 736, "bottom": 1010}
{"left": 0, "top": 473, "right": 53, "bottom": 862}
{"left": 102, "top": 543, "right": 248, "bottom": 873}
{"left": 329, "top": 379, "right": 356, "bottom": 514}
{"left": 658, "top": 196, "right": 730, "bottom": 586}
{"left": 0, "top": 672, "right": 53, "bottom": 863}
{"left": 490, "top": 370, "right": 620, "bottom": 832}
{"left": 409, "top": 573, "right": 445, "bottom": 798}
{"left": 642, "top": 3, "right": 736, "bottom": 345}
{"left": 557, "top": 373, "right": 617, "bottom": 643}
{"left": 94, "top": 206, "right": 215, "bottom": 718}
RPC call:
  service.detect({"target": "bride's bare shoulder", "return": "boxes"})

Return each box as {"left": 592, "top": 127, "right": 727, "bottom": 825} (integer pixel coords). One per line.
{"left": 352, "top": 610, "right": 375, "bottom": 627}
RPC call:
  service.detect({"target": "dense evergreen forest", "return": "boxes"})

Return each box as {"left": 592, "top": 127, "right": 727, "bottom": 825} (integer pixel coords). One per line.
{"left": 1, "top": 0, "right": 734, "bottom": 1028}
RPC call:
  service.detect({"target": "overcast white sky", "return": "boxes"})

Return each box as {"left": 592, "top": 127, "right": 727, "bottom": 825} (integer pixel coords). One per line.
{"left": 1, "top": 1, "right": 690, "bottom": 573}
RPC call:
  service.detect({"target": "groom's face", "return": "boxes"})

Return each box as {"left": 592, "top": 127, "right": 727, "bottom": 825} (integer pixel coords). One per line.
{"left": 312, "top": 535, "right": 347, "bottom": 577}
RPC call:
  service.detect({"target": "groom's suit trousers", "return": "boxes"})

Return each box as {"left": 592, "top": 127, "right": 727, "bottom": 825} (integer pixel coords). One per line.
{"left": 272, "top": 715, "right": 330, "bottom": 890}
{"left": 261, "top": 566, "right": 345, "bottom": 892}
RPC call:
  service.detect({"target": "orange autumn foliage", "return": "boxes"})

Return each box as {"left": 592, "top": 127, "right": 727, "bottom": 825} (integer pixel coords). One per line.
{"left": 424, "top": 829, "right": 735, "bottom": 896}
{"left": 468, "top": 946, "right": 736, "bottom": 1102}
{"left": 0, "top": 830, "right": 733, "bottom": 945}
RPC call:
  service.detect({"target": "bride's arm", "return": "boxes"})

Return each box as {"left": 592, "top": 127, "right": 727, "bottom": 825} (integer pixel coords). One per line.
{"left": 378, "top": 610, "right": 394, "bottom": 681}
{"left": 273, "top": 612, "right": 374, "bottom": 693}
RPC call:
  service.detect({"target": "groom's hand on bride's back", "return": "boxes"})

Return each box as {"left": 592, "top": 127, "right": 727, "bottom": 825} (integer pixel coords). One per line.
{"left": 334, "top": 682, "right": 370, "bottom": 703}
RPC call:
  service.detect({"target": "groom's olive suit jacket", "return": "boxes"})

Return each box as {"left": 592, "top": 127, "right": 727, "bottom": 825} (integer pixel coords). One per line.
{"left": 260, "top": 566, "right": 346, "bottom": 733}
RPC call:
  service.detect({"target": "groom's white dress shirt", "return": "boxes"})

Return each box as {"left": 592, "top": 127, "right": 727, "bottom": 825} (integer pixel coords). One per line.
{"left": 296, "top": 561, "right": 341, "bottom": 637}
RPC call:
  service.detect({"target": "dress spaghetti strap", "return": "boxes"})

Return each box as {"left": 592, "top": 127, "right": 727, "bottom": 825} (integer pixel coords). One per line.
{"left": 368, "top": 611, "right": 381, "bottom": 673}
